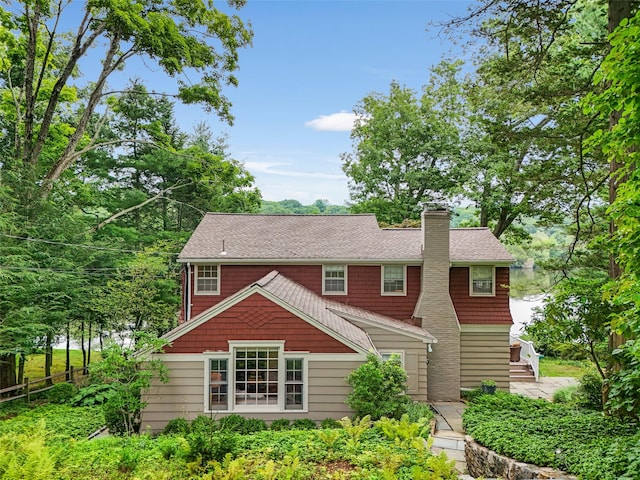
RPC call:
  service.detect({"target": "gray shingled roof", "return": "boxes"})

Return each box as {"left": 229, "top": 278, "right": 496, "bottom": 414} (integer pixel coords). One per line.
{"left": 178, "top": 213, "right": 513, "bottom": 264}
{"left": 163, "top": 270, "right": 436, "bottom": 351}
{"left": 256, "top": 271, "right": 376, "bottom": 352}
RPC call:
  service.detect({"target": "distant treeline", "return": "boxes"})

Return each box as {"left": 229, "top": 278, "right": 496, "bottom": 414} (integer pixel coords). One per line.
{"left": 260, "top": 199, "right": 350, "bottom": 215}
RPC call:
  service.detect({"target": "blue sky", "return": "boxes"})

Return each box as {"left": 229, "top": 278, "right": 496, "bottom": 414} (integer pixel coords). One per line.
{"left": 183, "top": 0, "right": 475, "bottom": 206}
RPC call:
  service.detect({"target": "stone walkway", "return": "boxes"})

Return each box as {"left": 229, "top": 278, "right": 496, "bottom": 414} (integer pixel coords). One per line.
{"left": 430, "top": 377, "right": 579, "bottom": 479}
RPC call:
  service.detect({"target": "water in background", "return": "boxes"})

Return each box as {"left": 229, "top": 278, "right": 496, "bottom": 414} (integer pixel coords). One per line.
{"left": 509, "top": 268, "right": 550, "bottom": 337}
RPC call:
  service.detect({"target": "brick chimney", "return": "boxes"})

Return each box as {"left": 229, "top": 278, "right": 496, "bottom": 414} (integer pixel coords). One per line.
{"left": 413, "top": 207, "right": 460, "bottom": 400}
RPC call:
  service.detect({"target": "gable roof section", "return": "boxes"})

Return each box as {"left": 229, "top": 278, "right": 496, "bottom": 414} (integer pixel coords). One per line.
{"left": 178, "top": 213, "right": 512, "bottom": 264}
{"left": 163, "top": 270, "right": 435, "bottom": 352}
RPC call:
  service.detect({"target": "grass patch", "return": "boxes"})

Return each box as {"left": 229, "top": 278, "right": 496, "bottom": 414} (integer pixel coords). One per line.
{"left": 22, "top": 349, "right": 100, "bottom": 383}
{"left": 539, "top": 357, "right": 590, "bottom": 378}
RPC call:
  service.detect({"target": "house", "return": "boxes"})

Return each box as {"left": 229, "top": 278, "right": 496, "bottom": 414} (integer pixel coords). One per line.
{"left": 141, "top": 208, "right": 513, "bottom": 431}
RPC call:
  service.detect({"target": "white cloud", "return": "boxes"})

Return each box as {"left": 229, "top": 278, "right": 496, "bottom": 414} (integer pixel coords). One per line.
{"left": 244, "top": 161, "right": 345, "bottom": 180}
{"left": 305, "top": 111, "right": 357, "bottom": 132}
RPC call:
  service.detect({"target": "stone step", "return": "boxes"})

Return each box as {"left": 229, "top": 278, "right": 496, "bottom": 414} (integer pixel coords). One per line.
{"left": 510, "top": 374, "right": 536, "bottom": 383}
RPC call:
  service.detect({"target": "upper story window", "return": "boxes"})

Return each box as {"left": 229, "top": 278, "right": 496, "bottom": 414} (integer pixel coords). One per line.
{"left": 470, "top": 265, "right": 495, "bottom": 296}
{"left": 323, "top": 265, "right": 347, "bottom": 295}
{"left": 195, "top": 264, "right": 219, "bottom": 295}
{"left": 382, "top": 265, "right": 406, "bottom": 295}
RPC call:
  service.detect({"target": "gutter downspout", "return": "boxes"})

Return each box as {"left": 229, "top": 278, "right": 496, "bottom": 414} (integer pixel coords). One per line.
{"left": 185, "top": 262, "right": 192, "bottom": 322}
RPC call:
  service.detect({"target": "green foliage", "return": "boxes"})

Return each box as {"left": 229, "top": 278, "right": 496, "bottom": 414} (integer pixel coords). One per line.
{"left": 70, "top": 383, "right": 116, "bottom": 407}
{"left": 319, "top": 418, "right": 342, "bottom": 429}
{"left": 577, "top": 371, "right": 604, "bottom": 410}
{"left": 404, "top": 401, "right": 435, "bottom": 424}
{"left": 162, "top": 417, "right": 191, "bottom": 436}
{"left": 47, "top": 382, "right": 78, "bottom": 404}
{"left": 345, "top": 353, "right": 411, "bottom": 420}
{"left": 0, "top": 404, "right": 104, "bottom": 440}
{"left": 0, "top": 421, "right": 57, "bottom": 480}
{"left": 219, "top": 414, "right": 267, "bottom": 434}
{"left": 342, "top": 74, "right": 464, "bottom": 224}
{"left": 260, "top": 199, "right": 349, "bottom": 215}
{"left": 186, "top": 429, "right": 240, "bottom": 464}
{"left": 2, "top": 405, "right": 456, "bottom": 479}
{"left": 269, "top": 418, "right": 291, "bottom": 431}
{"left": 463, "top": 392, "right": 639, "bottom": 479}
{"left": 90, "top": 334, "right": 169, "bottom": 435}
{"left": 525, "top": 273, "right": 611, "bottom": 371}
{"left": 291, "top": 419, "right": 316, "bottom": 430}
{"left": 552, "top": 385, "right": 579, "bottom": 405}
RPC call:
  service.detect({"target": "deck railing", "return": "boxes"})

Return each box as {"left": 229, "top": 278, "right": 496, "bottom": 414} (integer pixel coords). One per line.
{"left": 0, "top": 366, "right": 88, "bottom": 404}
{"left": 510, "top": 335, "right": 540, "bottom": 382}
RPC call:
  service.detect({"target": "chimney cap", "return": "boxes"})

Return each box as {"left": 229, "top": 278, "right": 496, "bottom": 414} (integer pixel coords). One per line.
{"left": 422, "top": 202, "right": 448, "bottom": 212}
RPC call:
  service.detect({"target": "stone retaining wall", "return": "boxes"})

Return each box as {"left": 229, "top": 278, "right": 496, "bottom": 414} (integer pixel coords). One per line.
{"left": 465, "top": 436, "right": 577, "bottom": 480}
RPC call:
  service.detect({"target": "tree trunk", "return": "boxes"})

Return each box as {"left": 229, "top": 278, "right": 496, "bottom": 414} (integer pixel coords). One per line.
{"left": 17, "top": 354, "right": 25, "bottom": 385}
{"left": 0, "top": 353, "right": 17, "bottom": 392}
{"left": 81, "top": 320, "right": 86, "bottom": 369}
{"left": 605, "top": 0, "right": 635, "bottom": 408}
{"left": 44, "top": 335, "right": 53, "bottom": 386}
{"left": 65, "top": 322, "right": 71, "bottom": 381}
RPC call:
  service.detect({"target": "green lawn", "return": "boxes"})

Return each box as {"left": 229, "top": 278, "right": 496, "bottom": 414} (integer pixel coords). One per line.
{"left": 22, "top": 349, "right": 100, "bottom": 383}
{"left": 539, "top": 357, "right": 591, "bottom": 378}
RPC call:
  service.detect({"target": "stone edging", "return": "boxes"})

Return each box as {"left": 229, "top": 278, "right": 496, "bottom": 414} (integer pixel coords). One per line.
{"left": 464, "top": 435, "right": 578, "bottom": 480}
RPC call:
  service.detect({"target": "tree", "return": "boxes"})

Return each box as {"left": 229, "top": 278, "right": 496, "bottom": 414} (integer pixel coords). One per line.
{"left": 586, "top": 10, "right": 640, "bottom": 417}
{"left": 0, "top": 0, "right": 254, "bottom": 388}
{"left": 90, "top": 334, "right": 169, "bottom": 435}
{"left": 1, "top": 0, "right": 252, "bottom": 203}
{"left": 341, "top": 73, "right": 464, "bottom": 224}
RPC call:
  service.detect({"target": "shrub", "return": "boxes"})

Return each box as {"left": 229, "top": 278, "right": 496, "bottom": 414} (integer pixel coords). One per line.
{"left": 345, "top": 353, "right": 410, "bottom": 420}
{"left": 405, "top": 401, "right": 434, "bottom": 423}
{"left": 186, "top": 429, "right": 239, "bottom": 464}
{"left": 218, "top": 414, "right": 266, "bottom": 434}
{"left": 190, "top": 415, "right": 216, "bottom": 433}
{"left": 103, "top": 396, "right": 135, "bottom": 435}
{"left": 291, "top": 418, "right": 316, "bottom": 430}
{"left": 270, "top": 418, "right": 291, "bottom": 431}
{"left": 552, "top": 385, "right": 578, "bottom": 405}
{"left": 162, "top": 417, "right": 190, "bottom": 436}
{"left": 576, "top": 371, "right": 603, "bottom": 410}
{"left": 320, "top": 418, "right": 342, "bottom": 429}
{"left": 0, "top": 421, "right": 57, "bottom": 480}
{"left": 47, "top": 382, "right": 78, "bottom": 404}
{"left": 70, "top": 383, "right": 115, "bottom": 407}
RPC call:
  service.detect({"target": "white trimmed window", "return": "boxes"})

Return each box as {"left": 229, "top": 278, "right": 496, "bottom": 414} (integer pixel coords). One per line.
{"left": 470, "top": 266, "right": 495, "bottom": 296}
{"left": 380, "top": 351, "right": 405, "bottom": 367}
{"left": 207, "top": 344, "right": 306, "bottom": 412}
{"left": 195, "top": 264, "right": 219, "bottom": 295}
{"left": 209, "top": 359, "right": 228, "bottom": 409}
{"left": 323, "top": 265, "right": 347, "bottom": 294}
{"left": 381, "top": 265, "right": 406, "bottom": 295}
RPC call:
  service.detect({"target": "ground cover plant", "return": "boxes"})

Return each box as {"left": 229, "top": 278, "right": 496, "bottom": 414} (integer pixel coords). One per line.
{"left": 463, "top": 392, "right": 640, "bottom": 479}
{"left": 0, "top": 404, "right": 452, "bottom": 479}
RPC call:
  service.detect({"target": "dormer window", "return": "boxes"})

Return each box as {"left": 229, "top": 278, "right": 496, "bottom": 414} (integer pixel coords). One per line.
{"left": 470, "top": 266, "right": 495, "bottom": 296}
{"left": 382, "top": 265, "right": 406, "bottom": 295}
{"left": 195, "top": 264, "right": 220, "bottom": 295}
{"left": 323, "top": 265, "right": 347, "bottom": 295}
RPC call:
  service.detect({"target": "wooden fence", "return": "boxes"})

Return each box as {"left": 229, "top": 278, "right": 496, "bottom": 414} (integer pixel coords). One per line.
{"left": 0, "top": 366, "right": 89, "bottom": 404}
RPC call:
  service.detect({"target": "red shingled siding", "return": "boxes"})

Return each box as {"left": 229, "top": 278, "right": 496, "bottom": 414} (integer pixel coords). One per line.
{"left": 167, "top": 293, "right": 356, "bottom": 354}
{"left": 449, "top": 267, "right": 513, "bottom": 325}
{"left": 188, "top": 264, "right": 420, "bottom": 321}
